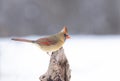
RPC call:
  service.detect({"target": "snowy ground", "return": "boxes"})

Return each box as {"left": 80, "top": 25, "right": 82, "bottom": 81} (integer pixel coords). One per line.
{"left": 0, "top": 35, "right": 120, "bottom": 81}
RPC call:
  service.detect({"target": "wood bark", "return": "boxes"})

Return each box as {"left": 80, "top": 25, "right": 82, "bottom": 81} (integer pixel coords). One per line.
{"left": 39, "top": 47, "right": 71, "bottom": 81}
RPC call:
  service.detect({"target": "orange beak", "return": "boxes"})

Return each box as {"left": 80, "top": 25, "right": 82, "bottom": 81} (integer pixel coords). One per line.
{"left": 66, "top": 34, "right": 71, "bottom": 39}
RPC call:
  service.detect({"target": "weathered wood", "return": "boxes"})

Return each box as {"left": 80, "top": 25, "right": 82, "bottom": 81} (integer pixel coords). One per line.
{"left": 39, "top": 47, "right": 71, "bottom": 81}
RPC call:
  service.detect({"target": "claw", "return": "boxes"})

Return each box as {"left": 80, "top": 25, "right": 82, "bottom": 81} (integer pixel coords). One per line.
{"left": 47, "top": 52, "right": 50, "bottom": 56}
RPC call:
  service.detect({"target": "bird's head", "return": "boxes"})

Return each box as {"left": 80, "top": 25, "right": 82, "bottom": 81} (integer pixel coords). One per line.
{"left": 61, "top": 26, "right": 70, "bottom": 39}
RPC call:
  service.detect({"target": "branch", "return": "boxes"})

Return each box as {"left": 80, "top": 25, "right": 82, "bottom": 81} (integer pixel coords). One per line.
{"left": 39, "top": 47, "right": 71, "bottom": 81}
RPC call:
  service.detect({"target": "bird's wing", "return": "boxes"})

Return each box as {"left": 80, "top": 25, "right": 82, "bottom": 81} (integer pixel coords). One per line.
{"left": 36, "top": 37, "right": 58, "bottom": 46}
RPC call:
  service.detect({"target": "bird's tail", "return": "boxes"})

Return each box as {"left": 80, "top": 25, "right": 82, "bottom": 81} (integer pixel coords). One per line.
{"left": 11, "top": 38, "right": 36, "bottom": 43}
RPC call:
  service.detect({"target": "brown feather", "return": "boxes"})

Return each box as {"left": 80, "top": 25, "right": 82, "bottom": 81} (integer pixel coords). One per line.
{"left": 11, "top": 38, "right": 34, "bottom": 43}
{"left": 61, "top": 26, "right": 68, "bottom": 34}
{"left": 36, "top": 36, "right": 58, "bottom": 46}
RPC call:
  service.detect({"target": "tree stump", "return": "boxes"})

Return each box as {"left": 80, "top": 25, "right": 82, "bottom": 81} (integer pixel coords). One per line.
{"left": 39, "top": 47, "right": 71, "bottom": 81}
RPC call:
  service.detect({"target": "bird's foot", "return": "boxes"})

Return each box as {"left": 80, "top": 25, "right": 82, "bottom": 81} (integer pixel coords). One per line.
{"left": 47, "top": 52, "right": 51, "bottom": 56}
{"left": 46, "top": 51, "right": 55, "bottom": 56}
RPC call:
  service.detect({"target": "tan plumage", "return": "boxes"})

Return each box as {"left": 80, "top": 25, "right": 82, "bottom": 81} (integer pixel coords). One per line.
{"left": 11, "top": 26, "right": 70, "bottom": 54}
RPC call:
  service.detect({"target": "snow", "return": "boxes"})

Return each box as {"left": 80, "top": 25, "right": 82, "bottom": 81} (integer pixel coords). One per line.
{"left": 0, "top": 35, "right": 120, "bottom": 81}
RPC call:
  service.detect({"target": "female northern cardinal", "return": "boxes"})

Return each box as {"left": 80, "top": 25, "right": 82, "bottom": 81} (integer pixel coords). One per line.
{"left": 11, "top": 26, "right": 70, "bottom": 55}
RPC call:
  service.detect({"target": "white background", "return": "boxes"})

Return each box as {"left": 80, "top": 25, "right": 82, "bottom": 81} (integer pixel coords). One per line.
{"left": 1, "top": 35, "right": 120, "bottom": 81}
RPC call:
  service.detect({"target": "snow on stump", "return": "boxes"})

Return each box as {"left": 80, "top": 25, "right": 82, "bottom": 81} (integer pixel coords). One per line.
{"left": 39, "top": 47, "right": 71, "bottom": 81}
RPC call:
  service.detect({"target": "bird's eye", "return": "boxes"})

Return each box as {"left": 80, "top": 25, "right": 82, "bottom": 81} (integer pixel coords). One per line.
{"left": 64, "top": 34, "right": 70, "bottom": 39}
{"left": 64, "top": 34, "right": 67, "bottom": 37}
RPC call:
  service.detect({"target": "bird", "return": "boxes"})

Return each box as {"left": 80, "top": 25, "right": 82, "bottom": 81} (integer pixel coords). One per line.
{"left": 11, "top": 26, "right": 70, "bottom": 55}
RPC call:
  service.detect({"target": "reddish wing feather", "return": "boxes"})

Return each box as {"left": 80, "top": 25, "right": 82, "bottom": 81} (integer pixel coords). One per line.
{"left": 36, "top": 38, "right": 57, "bottom": 46}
